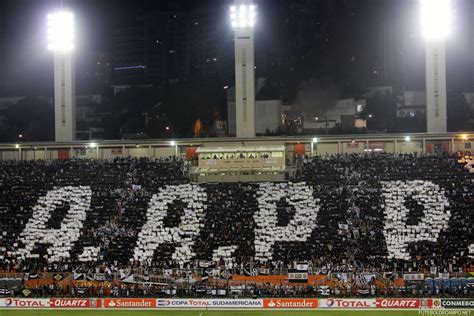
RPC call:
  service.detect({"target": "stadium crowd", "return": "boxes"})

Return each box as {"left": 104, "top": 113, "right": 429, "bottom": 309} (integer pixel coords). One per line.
{"left": 0, "top": 154, "right": 473, "bottom": 297}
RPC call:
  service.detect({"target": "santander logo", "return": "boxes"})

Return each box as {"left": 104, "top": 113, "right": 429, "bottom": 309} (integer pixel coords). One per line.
{"left": 263, "top": 299, "right": 318, "bottom": 309}
{"left": 105, "top": 299, "right": 156, "bottom": 308}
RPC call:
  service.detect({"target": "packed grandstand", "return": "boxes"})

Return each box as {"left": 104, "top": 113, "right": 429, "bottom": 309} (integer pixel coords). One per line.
{"left": 0, "top": 153, "right": 473, "bottom": 298}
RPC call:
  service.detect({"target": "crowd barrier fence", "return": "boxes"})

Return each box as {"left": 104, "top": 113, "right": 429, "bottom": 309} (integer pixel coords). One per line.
{"left": 0, "top": 297, "right": 473, "bottom": 309}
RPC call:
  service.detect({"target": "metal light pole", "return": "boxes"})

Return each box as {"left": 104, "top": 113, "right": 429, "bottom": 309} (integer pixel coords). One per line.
{"left": 231, "top": 1, "right": 256, "bottom": 138}
{"left": 48, "top": 10, "right": 76, "bottom": 142}
{"left": 421, "top": 0, "right": 451, "bottom": 133}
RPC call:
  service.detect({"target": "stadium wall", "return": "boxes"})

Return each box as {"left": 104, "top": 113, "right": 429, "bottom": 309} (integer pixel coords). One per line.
{"left": 0, "top": 133, "right": 472, "bottom": 161}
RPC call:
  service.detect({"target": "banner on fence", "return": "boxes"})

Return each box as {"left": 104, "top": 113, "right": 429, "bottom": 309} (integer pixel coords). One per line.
{"left": 103, "top": 298, "right": 156, "bottom": 308}
{"left": 403, "top": 273, "right": 424, "bottom": 281}
{"left": 0, "top": 298, "right": 50, "bottom": 308}
{"left": 439, "top": 299, "right": 474, "bottom": 309}
{"left": 288, "top": 272, "right": 308, "bottom": 283}
{"left": 49, "top": 298, "right": 101, "bottom": 308}
{"left": 375, "top": 298, "right": 420, "bottom": 308}
{"left": 156, "top": 299, "right": 263, "bottom": 308}
{"left": 320, "top": 298, "right": 376, "bottom": 308}
{"left": 0, "top": 297, "right": 472, "bottom": 310}
{"left": 263, "top": 298, "right": 318, "bottom": 309}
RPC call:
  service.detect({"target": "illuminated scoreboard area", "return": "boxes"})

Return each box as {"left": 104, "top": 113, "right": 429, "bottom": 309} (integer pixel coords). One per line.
{"left": 192, "top": 146, "right": 286, "bottom": 182}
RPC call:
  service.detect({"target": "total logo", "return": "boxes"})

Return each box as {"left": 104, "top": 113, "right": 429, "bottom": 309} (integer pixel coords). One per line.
{"left": 5, "top": 298, "right": 49, "bottom": 308}
{"left": 324, "top": 299, "right": 375, "bottom": 308}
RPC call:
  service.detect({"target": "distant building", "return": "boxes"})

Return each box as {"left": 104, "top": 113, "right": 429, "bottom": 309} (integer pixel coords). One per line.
{"left": 227, "top": 79, "right": 282, "bottom": 136}
{"left": 0, "top": 96, "right": 53, "bottom": 130}
{"left": 302, "top": 99, "right": 366, "bottom": 131}
{"left": 228, "top": 98, "right": 282, "bottom": 136}
{"left": 396, "top": 90, "right": 426, "bottom": 118}
{"left": 112, "top": 6, "right": 223, "bottom": 85}
{"left": 0, "top": 96, "right": 33, "bottom": 109}
{"left": 112, "top": 26, "right": 148, "bottom": 85}
{"left": 75, "top": 95, "right": 108, "bottom": 140}
{"left": 211, "top": 120, "right": 227, "bottom": 137}
{"left": 111, "top": 84, "right": 153, "bottom": 95}
{"left": 463, "top": 92, "right": 474, "bottom": 111}
{"left": 363, "top": 86, "right": 394, "bottom": 98}
{"left": 76, "top": 52, "right": 112, "bottom": 90}
{"left": 0, "top": 95, "right": 107, "bottom": 140}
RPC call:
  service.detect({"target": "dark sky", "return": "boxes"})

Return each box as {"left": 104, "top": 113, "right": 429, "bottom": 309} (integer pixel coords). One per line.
{"left": 0, "top": 0, "right": 473, "bottom": 96}
{"left": 0, "top": 0, "right": 233, "bottom": 95}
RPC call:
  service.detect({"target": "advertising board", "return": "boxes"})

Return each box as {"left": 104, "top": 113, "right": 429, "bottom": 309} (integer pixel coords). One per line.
{"left": 49, "top": 298, "right": 100, "bottom": 308}
{"left": 0, "top": 298, "right": 50, "bottom": 308}
{"left": 263, "top": 298, "right": 318, "bottom": 309}
{"left": 156, "top": 299, "right": 263, "bottom": 308}
{"left": 320, "top": 298, "right": 376, "bottom": 308}
{"left": 103, "top": 298, "right": 156, "bottom": 308}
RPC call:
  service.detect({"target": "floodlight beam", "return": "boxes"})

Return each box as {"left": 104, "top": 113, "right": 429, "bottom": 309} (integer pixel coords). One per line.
{"left": 420, "top": 0, "right": 452, "bottom": 41}
{"left": 47, "top": 11, "right": 75, "bottom": 52}
{"left": 230, "top": 4, "right": 256, "bottom": 29}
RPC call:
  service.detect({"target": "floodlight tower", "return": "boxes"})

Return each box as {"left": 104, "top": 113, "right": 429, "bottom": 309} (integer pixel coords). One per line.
{"left": 421, "top": 0, "right": 451, "bottom": 133}
{"left": 48, "top": 10, "right": 76, "bottom": 142}
{"left": 231, "top": 1, "right": 256, "bottom": 138}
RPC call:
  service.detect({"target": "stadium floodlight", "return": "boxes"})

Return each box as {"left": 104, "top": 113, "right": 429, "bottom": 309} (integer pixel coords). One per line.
{"left": 231, "top": 1, "right": 257, "bottom": 138}
{"left": 169, "top": 140, "right": 176, "bottom": 146}
{"left": 230, "top": 4, "right": 256, "bottom": 29}
{"left": 48, "top": 9, "right": 77, "bottom": 142}
{"left": 405, "top": 136, "right": 411, "bottom": 142}
{"left": 47, "top": 11, "right": 74, "bottom": 51}
{"left": 420, "top": 0, "right": 452, "bottom": 41}
{"left": 421, "top": 0, "right": 450, "bottom": 133}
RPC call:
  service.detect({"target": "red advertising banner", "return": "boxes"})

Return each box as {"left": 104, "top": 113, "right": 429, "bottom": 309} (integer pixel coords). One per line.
{"left": 263, "top": 298, "right": 318, "bottom": 309}
{"left": 49, "top": 298, "right": 101, "bottom": 308}
{"left": 111, "top": 147, "right": 123, "bottom": 155}
{"left": 375, "top": 298, "right": 420, "bottom": 308}
{"left": 104, "top": 298, "right": 156, "bottom": 308}
{"left": 347, "top": 141, "right": 359, "bottom": 149}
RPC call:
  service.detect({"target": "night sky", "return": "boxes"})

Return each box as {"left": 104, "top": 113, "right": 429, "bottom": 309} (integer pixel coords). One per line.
{"left": 0, "top": 0, "right": 473, "bottom": 96}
